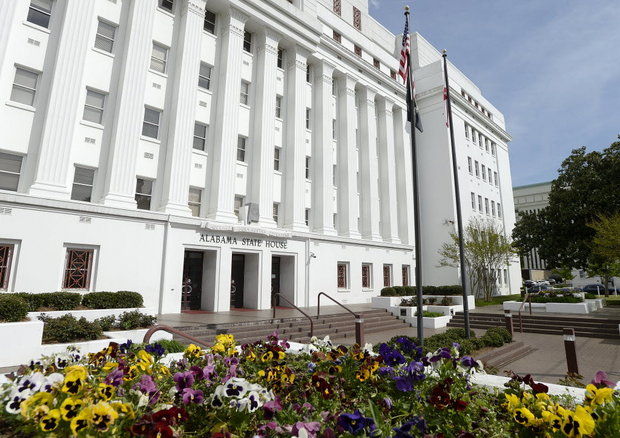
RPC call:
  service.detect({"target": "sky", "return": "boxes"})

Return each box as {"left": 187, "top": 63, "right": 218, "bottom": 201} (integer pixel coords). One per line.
{"left": 368, "top": 0, "right": 620, "bottom": 186}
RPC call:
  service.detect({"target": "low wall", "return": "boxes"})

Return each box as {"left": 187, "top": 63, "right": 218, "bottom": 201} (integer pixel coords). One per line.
{"left": 0, "top": 320, "right": 44, "bottom": 367}
{"left": 503, "top": 301, "right": 591, "bottom": 314}
{"left": 372, "top": 295, "right": 476, "bottom": 310}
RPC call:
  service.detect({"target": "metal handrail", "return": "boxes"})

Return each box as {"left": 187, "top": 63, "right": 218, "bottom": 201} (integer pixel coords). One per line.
{"left": 143, "top": 325, "right": 211, "bottom": 348}
{"left": 271, "top": 293, "right": 314, "bottom": 338}
{"left": 517, "top": 292, "right": 533, "bottom": 333}
{"left": 317, "top": 292, "right": 360, "bottom": 320}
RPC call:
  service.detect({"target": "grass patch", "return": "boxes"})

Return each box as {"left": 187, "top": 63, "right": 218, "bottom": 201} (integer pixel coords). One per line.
{"left": 605, "top": 295, "right": 620, "bottom": 306}
{"left": 415, "top": 311, "right": 444, "bottom": 318}
{"left": 475, "top": 294, "right": 521, "bottom": 307}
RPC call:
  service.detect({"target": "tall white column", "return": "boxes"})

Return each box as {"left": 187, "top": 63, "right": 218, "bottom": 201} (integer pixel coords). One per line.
{"left": 158, "top": 0, "right": 206, "bottom": 215}
{"left": 311, "top": 60, "right": 336, "bottom": 235}
{"left": 248, "top": 30, "right": 280, "bottom": 227}
{"left": 358, "top": 87, "right": 381, "bottom": 240}
{"left": 393, "top": 105, "right": 415, "bottom": 244}
{"left": 336, "top": 74, "right": 360, "bottom": 238}
{"left": 0, "top": 1, "right": 19, "bottom": 74}
{"left": 206, "top": 9, "right": 247, "bottom": 223}
{"left": 99, "top": 0, "right": 156, "bottom": 207}
{"left": 28, "top": 0, "right": 96, "bottom": 199}
{"left": 377, "top": 97, "right": 401, "bottom": 243}
{"left": 282, "top": 46, "right": 309, "bottom": 231}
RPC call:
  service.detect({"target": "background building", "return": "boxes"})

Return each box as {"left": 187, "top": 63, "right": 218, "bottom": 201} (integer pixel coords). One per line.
{"left": 513, "top": 181, "right": 552, "bottom": 280}
{"left": 0, "top": 0, "right": 518, "bottom": 313}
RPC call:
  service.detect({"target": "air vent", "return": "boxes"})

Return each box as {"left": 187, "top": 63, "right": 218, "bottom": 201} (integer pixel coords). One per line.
{"left": 194, "top": 163, "right": 202, "bottom": 169}
{"left": 0, "top": 208, "right": 12, "bottom": 215}
{"left": 243, "top": 60, "right": 249, "bottom": 66}
{"left": 79, "top": 216, "right": 92, "bottom": 223}
{"left": 236, "top": 173, "right": 243, "bottom": 178}
{"left": 199, "top": 101, "right": 207, "bottom": 107}
{"left": 145, "top": 224, "right": 155, "bottom": 230}
{"left": 27, "top": 38, "right": 40, "bottom": 46}
{"left": 275, "top": 126, "right": 280, "bottom": 132}
{"left": 84, "top": 137, "right": 95, "bottom": 144}
{"left": 277, "top": 77, "right": 282, "bottom": 81}
{"left": 152, "top": 82, "right": 161, "bottom": 89}
{"left": 144, "top": 152, "right": 154, "bottom": 159}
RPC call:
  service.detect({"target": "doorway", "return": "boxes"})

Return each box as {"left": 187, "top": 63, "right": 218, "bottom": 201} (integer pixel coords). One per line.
{"left": 182, "top": 251, "right": 204, "bottom": 310}
{"left": 272, "top": 256, "right": 281, "bottom": 306}
{"left": 230, "top": 254, "right": 245, "bottom": 308}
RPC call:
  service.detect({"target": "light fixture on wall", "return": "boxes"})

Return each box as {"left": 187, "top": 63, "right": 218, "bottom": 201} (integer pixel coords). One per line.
{"left": 309, "top": 252, "right": 317, "bottom": 259}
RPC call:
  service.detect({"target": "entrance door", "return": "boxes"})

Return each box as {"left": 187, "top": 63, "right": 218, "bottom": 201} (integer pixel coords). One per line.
{"left": 182, "top": 251, "right": 204, "bottom": 310}
{"left": 271, "top": 256, "right": 281, "bottom": 306}
{"left": 230, "top": 254, "right": 245, "bottom": 308}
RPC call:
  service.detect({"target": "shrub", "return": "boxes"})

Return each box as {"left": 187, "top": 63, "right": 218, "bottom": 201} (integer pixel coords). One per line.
{"left": 40, "top": 292, "right": 82, "bottom": 310}
{"left": 440, "top": 296, "right": 453, "bottom": 306}
{"left": 82, "top": 291, "right": 144, "bottom": 309}
{"left": 116, "top": 311, "right": 156, "bottom": 330}
{"left": 481, "top": 329, "right": 504, "bottom": 347}
{"left": 380, "top": 287, "right": 397, "bottom": 296}
{"left": 403, "top": 286, "right": 416, "bottom": 295}
{"left": 584, "top": 293, "right": 597, "bottom": 300}
{"left": 399, "top": 297, "right": 417, "bottom": 307}
{"left": 0, "top": 295, "right": 29, "bottom": 322}
{"left": 485, "top": 326, "right": 512, "bottom": 344}
{"left": 393, "top": 286, "right": 406, "bottom": 296}
{"left": 414, "top": 311, "right": 443, "bottom": 318}
{"left": 9, "top": 293, "right": 46, "bottom": 312}
{"left": 115, "top": 291, "right": 143, "bottom": 308}
{"left": 153, "top": 339, "right": 186, "bottom": 353}
{"left": 95, "top": 315, "right": 117, "bottom": 331}
{"left": 40, "top": 315, "right": 103, "bottom": 344}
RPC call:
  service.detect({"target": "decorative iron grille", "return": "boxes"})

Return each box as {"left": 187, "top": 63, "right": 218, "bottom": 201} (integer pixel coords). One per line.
{"left": 383, "top": 265, "right": 391, "bottom": 287}
{"left": 337, "top": 263, "right": 347, "bottom": 289}
{"left": 63, "top": 249, "right": 93, "bottom": 289}
{"left": 353, "top": 7, "right": 361, "bottom": 30}
{"left": 362, "top": 264, "right": 371, "bottom": 288}
{"left": 402, "top": 265, "right": 410, "bottom": 286}
{"left": 333, "top": 0, "right": 341, "bottom": 15}
{"left": 0, "top": 245, "right": 13, "bottom": 290}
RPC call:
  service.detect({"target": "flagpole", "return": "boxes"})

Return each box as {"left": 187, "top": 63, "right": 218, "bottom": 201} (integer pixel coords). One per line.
{"left": 442, "top": 50, "right": 471, "bottom": 339}
{"left": 404, "top": 6, "right": 425, "bottom": 346}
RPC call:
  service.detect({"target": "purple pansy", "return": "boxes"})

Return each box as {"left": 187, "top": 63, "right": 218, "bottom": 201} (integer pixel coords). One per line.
{"left": 181, "top": 387, "right": 204, "bottom": 404}
{"left": 173, "top": 371, "right": 195, "bottom": 390}
{"left": 392, "top": 416, "right": 427, "bottom": 438}
{"left": 337, "top": 410, "right": 376, "bottom": 435}
{"left": 104, "top": 368, "right": 125, "bottom": 387}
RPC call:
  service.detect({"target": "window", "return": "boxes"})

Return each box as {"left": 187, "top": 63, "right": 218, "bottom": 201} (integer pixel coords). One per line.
{"left": 498, "top": 203, "right": 502, "bottom": 217}
{"left": 353, "top": 6, "right": 362, "bottom": 30}
{"left": 150, "top": 43, "right": 168, "bottom": 73}
{"left": 203, "top": 9, "right": 216, "bottom": 34}
{"left": 503, "top": 269, "right": 508, "bottom": 285}
{"left": 481, "top": 164, "right": 486, "bottom": 181}
{"left": 477, "top": 195, "right": 482, "bottom": 212}
{"left": 277, "top": 48, "right": 284, "bottom": 69}
{"left": 465, "top": 123, "right": 470, "bottom": 139}
{"left": 243, "top": 31, "right": 252, "bottom": 53}
{"left": 354, "top": 45, "right": 362, "bottom": 57}
{"left": 494, "top": 171, "right": 498, "bottom": 186}
{"left": 63, "top": 248, "right": 94, "bottom": 290}
{"left": 193, "top": 122, "right": 207, "bottom": 151}
{"left": 234, "top": 196, "right": 244, "bottom": 219}
{"left": 305, "top": 208, "right": 310, "bottom": 226}
{"left": 198, "top": 62, "right": 212, "bottom": 90}
{"left": 401, "top": 265, "right": 410, "bottom": 286}
{"left": 71, "top": 167, "right": 95, "bottom": 202}
{"left": 491, "top": 143, "right": 496, "bottom": 156}
{"left": 478, "top": 134, "right": 483, "bottom": 148}
{"left": 470, "top": 192, "right": 476, "bottom": 209}
{"left": 373, "top": 58, "right": 380, "bottom": 69}
{"left": 135, "top": 178, "right": 153, "bottom": 210}
{"left": 188, "top": 187, "right": 202, "bottom": 217}
{"left": 240, "top": 81, "right": 250, "bottom": 105}
{"left": 331, "top": 79, "right": 337, "bottom": 96}
{"left": 485, "top": 138, "right": 490, "bottom": 153}
{"left": 362, "top": 263, "right": 372, "bottom": 288}
{"left": 27, "top": 0, "right": 52, "bottom": 29}
{"left": 82, "top": 89, "right": 106, "bottom": 124}
{"left": 390, "top": 69, "right": 397, "bottom": 80}
{"left": 272, "top": 203, "right": 279, "bottom": 223}
{"left": 275, "top": 95, "right": 282, "bottom": 118}
{"left": 237, "top": 136, "right": 246, "bottom": 162}
{"left": 472, "top": 130, "right": 477, "bottom": 143}
{"left": 333, "top": 0, "right": 341, "bottom": 15}
{"left": 0, "top": 152, "right": 23, "bottom": 192}
{"left": 337, "top": 262, "right": 348, "bottom": 289}
{"left": 142, "top": 107, "right": 161, "bottom": 139}
{"left": 158, "top": 0, "right": 174, "bottom": 12}
{"left": 95, "top": 20, "right": 116, "bottom": 53}
{"left": 333, "top": 31, "right": 341, "bottom": 43}
{"left": 306, "top": 64, "right": 311, "bottom": 83}
{"left": 11, "top": 67, "right": 39, "bottom": 106}
{"left": 332, "top": 164, "right": 337, "bottom": 186}
{"left": 474, "top": 161, "right": 479, "bottom": 177}
{"left": 305, "top": 108, "right": 311, "bottom": 129}
{"left": 333, "top": 213, "right": 337, "bottom": 229}
{"left": 383, "top": 264, "right": 392, "bottom": 287}
{"left": 491, "top": 200, "right": 496, "bottom": 217}
{"left": 274, "top": 147, "right": 281, "bottom": 171}
{"left": 0, "top": 244, "right": 14, "bottom": 291}
{"left": 497, "top": 269, "right": 502, "bottom": 285}
{"left": 305, "top": 156, "right": 311, "bottom": 179}
{"left": 485, "top": 198, "right": 489, "bottom": 215}
{"left": 332, "top": 119, "right": 337, "bottom": 139}
{"left": 467, "top": 157, "right": 472, "bottom": 174}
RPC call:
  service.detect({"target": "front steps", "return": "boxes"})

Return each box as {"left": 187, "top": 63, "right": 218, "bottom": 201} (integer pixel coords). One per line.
{"left": 171, "top": 309, "right": 410, "bottom": 346}
{"left": 476, "top": 341, "right": 537, "bottom": 370}
{"left": 447, "top": 312, "right": 620, "bottom": 340}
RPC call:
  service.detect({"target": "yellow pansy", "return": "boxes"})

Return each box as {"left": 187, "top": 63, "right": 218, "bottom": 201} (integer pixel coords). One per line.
{"left": 60, "top": 397, "right": 84, "bottom": 421}
{"left": 513, "top": 407, "right": 536, "bottom": 426}
{"left": 90, "top": 402, "right": 118, "bottom": 432}
{"left": 70, "top": 407, "right": 92, "bottom": 435}
{"left": 185, "top": 344, "right": 204, "bottom": 358}
{"left": 585, "top": 384, "right": 614, "bottom": 406}
{"left": 97, "top": 383, "right": 116, "bottom": 401}
{"left": 123, "top": 365, "right": 140, "bottom": 381}
{"left": 541, "top": 410, "right": 562, "bottom": 432}
{"left": 111, "top": 402, "right": 135, "bottom": 419}
{"left": 561, "top": 405, "right": 595, "bottom": 438}
{"left": 21, "top": 392, "right": 54, "bottom": 418}
{"left": 102, "top": 362, "right": 119, "bottom": 372}
{"left": 62, "top": 366, "right": 88, "bottom": 395}
{"left": 39, "top": 408, "right": 61, "bottom": 432}
{"left": 504, "top": 393, "right": 520, "bottom": 411}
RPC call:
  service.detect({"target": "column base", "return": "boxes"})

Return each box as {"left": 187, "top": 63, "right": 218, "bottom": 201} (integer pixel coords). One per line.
{"left": 361, "top": 232, "right": 384, "bottom": 242}
{"left": 207, "top": 210, "right": 239, "bottom": 224}
{"left": 283, "top": 221, "right": 309, "bottom": 232}
{"left": 159, "top": 202, "right": 192, "bottom": 216}
{"left": 384, "top": 235, "right": 402, "bottom": 244}
{"left": 28, "top": 182, "right": 70, "bottom": 200}
{"left": 312, "top": 226, "right": 337, "bottom": 236}
{"left": 101, "top": 193, "right": 138, "bottom": 209}
{"left": 339, "top": 229, "right": 362, "bottom": 239}
{"left": 254, "top": 217, "right": 277, "bottom": 228}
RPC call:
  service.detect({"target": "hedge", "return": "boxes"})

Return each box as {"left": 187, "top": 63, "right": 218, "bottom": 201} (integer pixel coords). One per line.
{"left": 82, "top": 291, "right": 144, "bottom": 309}
{"left": 6, "top": 291, "right": 143, "bottom": 311}
{"left": 381, "top": 285, "right": 464, "bottom": 297}
{"left": 8, "top": 292, "right": 81, "bottom": 311}
{"left": 39, "top": 314, "right": 103, "bottom": 344}
{"left": 0, "top": 295, "right": 29, "bottom": 322}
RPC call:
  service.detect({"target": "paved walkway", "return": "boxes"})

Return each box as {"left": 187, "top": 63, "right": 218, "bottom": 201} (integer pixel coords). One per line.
{"left": 471, "top": 304, "right": 620, "bottom": 319}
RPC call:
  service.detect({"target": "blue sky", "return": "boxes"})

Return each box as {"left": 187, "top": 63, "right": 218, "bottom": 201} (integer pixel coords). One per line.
{"left": 368, "top": 0, "right": 620, "bottom": 186}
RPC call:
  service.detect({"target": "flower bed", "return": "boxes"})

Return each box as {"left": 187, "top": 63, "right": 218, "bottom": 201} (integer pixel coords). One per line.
{"left": 28, "top": 308, "right": 156, "bottom": 323}
{"left": 372, "top": 294, "right": 475, "bottom": 311}
{"left": 3, "top": 332, "right": 616, "bottom": 437}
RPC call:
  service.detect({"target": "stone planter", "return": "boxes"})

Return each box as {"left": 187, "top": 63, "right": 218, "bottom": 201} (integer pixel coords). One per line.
{"left": 426, "top": 305, "right": 463, "bottom": 316}
{"left": 0, "top": 320, "right": 44, "bottom": 367}
{"left": 546, "top": 302, "right": 589, "bottom": 314}
{"left": 406, "top": 314, "right": 452, "bottom": 329}
{"left": 502, "top": 301, "right": 547, "bottom": 313}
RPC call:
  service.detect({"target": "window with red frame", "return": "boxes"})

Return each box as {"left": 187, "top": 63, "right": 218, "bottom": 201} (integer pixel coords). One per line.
{"left": 63, "top": 248, "right": 94, "bottom": 289}
{"left": 0, "top": 244, "right": 14, "bottom": 290}
{"left": 362, "top": 263, "right": 372, "bottom": 288}
{"left": 333, "top": 30, "right": 341, "bottom": 43}
{"left": 337, "top": 262, "right": 348, "bottom": 289}
{"left": 383, "top": 264, "right": 392, "bottom": 287}
{"left": 354, "top": 45, "right": 362, "bottom": 57}
{"left": 353, "top": 7, "right": 361, "bottom": 30}
{"left": 402, "top": 265, "right": 410, "bottom": 286}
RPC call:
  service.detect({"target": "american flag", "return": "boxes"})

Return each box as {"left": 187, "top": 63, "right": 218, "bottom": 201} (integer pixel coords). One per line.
{"left": 400, "top": 11, "right": 422, "bottom": 132}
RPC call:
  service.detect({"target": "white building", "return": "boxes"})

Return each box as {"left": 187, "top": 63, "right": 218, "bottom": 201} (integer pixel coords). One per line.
{"left": 0, "top": 0, "right": 517, "bottom": 314}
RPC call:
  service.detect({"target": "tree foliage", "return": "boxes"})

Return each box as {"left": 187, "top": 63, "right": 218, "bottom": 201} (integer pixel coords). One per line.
{"left": 438, "top": 217, "right": 517, "bottom": 301}
{"left": 512, "top": 141, "right": 620, "bottom": 270}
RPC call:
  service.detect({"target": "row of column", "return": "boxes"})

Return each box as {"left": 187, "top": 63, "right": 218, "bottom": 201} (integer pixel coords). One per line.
{"left": 16, "top": 0, "right": 414, "bottom": 245}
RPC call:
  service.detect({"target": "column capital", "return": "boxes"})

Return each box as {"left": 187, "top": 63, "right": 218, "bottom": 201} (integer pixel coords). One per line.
{"left": 377, "top": 97, "right": 394, "bottom": 117}
{"left": 286, "top": 46, "right": 310, "bottom": 71}
{"left": 336, "top": 74, "right": 356, "bottom": 97}
{"left": 187, "top": 0, "right": 206, "bottom": 16}
{"left": 257, "top": 29, "right": 280, "bottom": 55}
{"left": 228, "top": 8, "right": 248, "bottom": 36}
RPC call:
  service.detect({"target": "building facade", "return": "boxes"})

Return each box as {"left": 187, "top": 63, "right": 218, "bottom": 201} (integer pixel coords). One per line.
{"left": 0, "top": 0, "right": 517, "bottom": 314}
{"left": 513, "top": 181, "right": 552, "bottom": 280}
{"left": 411, "top": 34, "right": 521, "bottom": 295}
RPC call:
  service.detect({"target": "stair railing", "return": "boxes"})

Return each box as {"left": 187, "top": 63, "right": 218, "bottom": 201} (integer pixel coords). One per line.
{"left": 517, "top": 292, "right": 533, "bottom": 333}
{"left": 271, "top": 293, "right": 314, "bottom": 339}
{"left": 143, "top": 325, "right": 211, "bottom": 348}
{"left": 316, "top": 292, "right": 364, "bottom": 345}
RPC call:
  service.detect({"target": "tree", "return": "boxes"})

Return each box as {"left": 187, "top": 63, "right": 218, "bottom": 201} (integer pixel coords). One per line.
{"left": 438, "top": 217, "right": 517, "bottom": 301}
{"left": 550, "top": 267, "right": 575, "bottom": 282}
{"left": 588, "top": 213, "right": 620, "bottom": 294}
{"left": 512, "top": 141, "right": 620, "bottom": 270}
